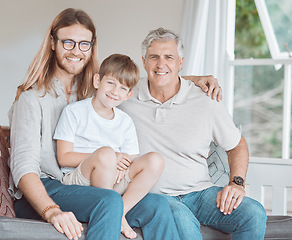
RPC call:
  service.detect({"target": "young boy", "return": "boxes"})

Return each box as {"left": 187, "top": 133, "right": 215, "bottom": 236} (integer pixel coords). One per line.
{"left": 54, "top": 54, "right": 164, "bottom": 239}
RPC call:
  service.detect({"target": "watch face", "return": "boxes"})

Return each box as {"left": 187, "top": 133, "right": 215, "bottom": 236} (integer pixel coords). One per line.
{"left": 234, "top": 176, "right": 244, "bottom": 186}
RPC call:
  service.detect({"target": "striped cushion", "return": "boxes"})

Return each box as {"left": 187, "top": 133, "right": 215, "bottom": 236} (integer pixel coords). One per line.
{"left": 0, "top": 126, "right": 15, "bottom": 217}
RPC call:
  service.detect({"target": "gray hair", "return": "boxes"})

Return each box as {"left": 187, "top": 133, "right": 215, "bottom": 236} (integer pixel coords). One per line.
{"left": 141, "top": 27, "right": 184, "bottom": 59}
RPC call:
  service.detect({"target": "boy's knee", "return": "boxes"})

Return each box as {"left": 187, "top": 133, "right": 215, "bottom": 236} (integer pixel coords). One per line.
{"left": 92, "top": 147, "right": 117, "bottom": 168}
{"left": 144, "top": 152, "right": 165, "bottom": 173}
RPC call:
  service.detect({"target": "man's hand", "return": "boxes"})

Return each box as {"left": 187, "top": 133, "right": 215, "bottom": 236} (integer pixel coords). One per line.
{"left": 183, "top": 75, "right": 222, "bottom": 101}
{"left": 216, "top": 182, "right": 245, "bottom": 215}
{"left": 116, "top": 152, "right": 133, "bottom": 170}
{"left": 45, "top": 208, "right": 83, "bottom": 240}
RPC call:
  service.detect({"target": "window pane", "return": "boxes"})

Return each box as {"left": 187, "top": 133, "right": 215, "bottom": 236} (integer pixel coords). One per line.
{"left": 235, "top": 0, "right": 270, "bottom": 58}
{"left": 265, "top": 0, "right": 292, "bottom": 53}
{"left": 233, "top": 65, "right": 284, "bottom": 158}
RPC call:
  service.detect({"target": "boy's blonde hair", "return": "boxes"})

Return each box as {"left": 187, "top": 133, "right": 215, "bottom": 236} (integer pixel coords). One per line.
{"left": 99, "top": 54, "right": 139, "bottom": 91}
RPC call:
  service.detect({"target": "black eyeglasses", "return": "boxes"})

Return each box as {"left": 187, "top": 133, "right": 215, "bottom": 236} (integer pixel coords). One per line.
{"left": 57, "top": 38, "right": 93, "bottom": 52}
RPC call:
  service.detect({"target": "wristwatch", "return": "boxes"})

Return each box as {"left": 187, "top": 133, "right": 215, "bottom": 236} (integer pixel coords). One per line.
{"left": 231, "top": 176, "right": 245, "bottom": 188}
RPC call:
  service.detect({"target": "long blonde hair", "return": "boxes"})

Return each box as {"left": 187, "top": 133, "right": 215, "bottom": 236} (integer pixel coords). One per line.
{"left": 15, "top": 8, "right": 99, "bottom": 101}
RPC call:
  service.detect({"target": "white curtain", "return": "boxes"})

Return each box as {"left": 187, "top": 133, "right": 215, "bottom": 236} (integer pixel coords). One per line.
{"left": 180, "top": 0, "right": 236, "bottom": 111}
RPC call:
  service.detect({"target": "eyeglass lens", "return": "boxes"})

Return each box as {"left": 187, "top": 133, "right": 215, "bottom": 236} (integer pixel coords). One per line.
{"left": 62, "top": 40, "right": 92, "bottom": 52}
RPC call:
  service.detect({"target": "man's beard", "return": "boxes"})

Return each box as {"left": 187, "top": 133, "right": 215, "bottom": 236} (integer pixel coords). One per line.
{"left": 55, "top": 53, "right": 89, "bottom": 76}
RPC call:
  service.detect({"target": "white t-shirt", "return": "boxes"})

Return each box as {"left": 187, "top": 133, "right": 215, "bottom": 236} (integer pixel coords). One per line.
{"left": 54, "top": 97, "right": 139, "bottom": 173}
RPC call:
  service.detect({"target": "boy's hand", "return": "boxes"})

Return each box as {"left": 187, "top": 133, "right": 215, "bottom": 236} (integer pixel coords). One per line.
{"left": 115, "top": 169, "right": 126, "bottom": 184}
{"left": 116, "top": 152, "right": 132, "bottom": 170}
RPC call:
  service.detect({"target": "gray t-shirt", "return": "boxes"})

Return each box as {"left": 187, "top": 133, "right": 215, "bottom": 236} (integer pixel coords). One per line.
{"left": 8, "top": 78, "right": 77, "bottom": 199}
{"left": 119, "top": 77, "right": 241, "bottom": 196}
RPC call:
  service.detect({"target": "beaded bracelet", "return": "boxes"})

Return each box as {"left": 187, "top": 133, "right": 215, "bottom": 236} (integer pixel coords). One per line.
{"left": 41, "top": 204, "right": 60, "bottom": 221}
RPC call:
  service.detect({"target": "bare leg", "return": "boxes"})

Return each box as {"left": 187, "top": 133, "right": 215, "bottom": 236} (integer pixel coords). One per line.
{"left": 81, "top": 147, "right": 117, "bottom": 189}
{"left": 121, "top": 152, "right": 165, "bottom": 239}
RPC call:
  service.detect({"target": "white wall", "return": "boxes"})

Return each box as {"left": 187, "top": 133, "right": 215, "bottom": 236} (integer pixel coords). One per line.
{"left": 0, "top": 0, "right": 184, "bottom": 125}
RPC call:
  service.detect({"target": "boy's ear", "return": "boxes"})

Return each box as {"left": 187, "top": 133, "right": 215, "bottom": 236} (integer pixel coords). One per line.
{"left": 125, "top": 89, "right": 133, "bottom": 100}
{"left": 93, "top": 74, "right": 100, "bottom": 89}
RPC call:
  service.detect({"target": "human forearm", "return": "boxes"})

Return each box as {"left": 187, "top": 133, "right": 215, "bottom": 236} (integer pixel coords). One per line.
{"left": 226, "top": 136, "right": 249, "bottom": 182}
{"left": 18, "top": 172, "right": 83, "bottom": 239}
{"left": 57, "top": 140, "right": 90, "bottom": 167}
{"left": 216, "top": 136, "right": 248, "bottom": 215}
{"left": 18, "top": 173, "right": 58, "bottom": 216}
{"left": 58, "top": 151, "right": 90, "bottom": 167}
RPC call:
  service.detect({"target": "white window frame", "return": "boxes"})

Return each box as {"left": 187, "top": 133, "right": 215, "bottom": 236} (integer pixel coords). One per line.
{"left": 227, "top": 0, "right": 292, "bottom": 159}
{"left": 254, "top": 0, "right": 291, "bottom": 59}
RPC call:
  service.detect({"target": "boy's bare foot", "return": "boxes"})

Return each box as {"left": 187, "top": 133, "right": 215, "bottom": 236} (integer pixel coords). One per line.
{"left": 121, "top": 216, "right": 137, "bottom": 239}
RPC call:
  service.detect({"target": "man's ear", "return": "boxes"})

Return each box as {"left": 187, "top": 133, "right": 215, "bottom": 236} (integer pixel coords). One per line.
{"left": 93, "top": 74, "right": 100, "bottom": 89}
{"left": 50, "top": 35, "right": 56, "bottom": 51}
{"left": 142, "top": 57, "right": 146, "bottom": 70}
{"left": 179, "top": 57, "right": 184, "bottom": 71}
{"left": 125, "top": 90, "right": 133, "bottom": 100}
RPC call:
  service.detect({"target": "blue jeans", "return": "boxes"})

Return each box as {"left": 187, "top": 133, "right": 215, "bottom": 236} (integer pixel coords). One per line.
{"left": 14, "top": 178, "right": 179, "bottom": 240}
{"left": 162, "top": 186, "right": 267, "bottom": 240}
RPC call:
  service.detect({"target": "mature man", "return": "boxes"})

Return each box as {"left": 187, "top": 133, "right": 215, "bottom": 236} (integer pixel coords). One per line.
{"left": 119, "top": 27, "right": 267, "bottom": 239}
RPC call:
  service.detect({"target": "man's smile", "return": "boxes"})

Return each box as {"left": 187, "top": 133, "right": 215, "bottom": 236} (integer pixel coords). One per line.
{"left": 155, "top": 71, "right": 168, "bottom": 75}
{"left": 66, "top": 57, "right": 82, "bottom": 62}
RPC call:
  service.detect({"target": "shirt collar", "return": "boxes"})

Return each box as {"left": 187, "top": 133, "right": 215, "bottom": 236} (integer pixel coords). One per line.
{"left": 52, "top": 77, "right": 78, "bottom": 103}
{"left": 138, "top": 76, "right": 189, "bottom": 105}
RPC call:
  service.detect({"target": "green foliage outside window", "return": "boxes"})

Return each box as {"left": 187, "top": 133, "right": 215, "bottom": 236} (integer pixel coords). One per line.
{"left": 234, "top": 0, "right": 290, "bottom": 158}
{"left": 235, "top": 0, "right": 270, "bottom": 58}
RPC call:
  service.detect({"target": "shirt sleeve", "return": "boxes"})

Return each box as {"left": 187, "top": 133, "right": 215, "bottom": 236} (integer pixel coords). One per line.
{"left": 9, "top": 91, "right": 42, "bottom": 187}
{"left": 53, "top": 104, "right": 78, "bottom": 143}
{"left": 211, "top": 101, "right": 241, "bottom": 151}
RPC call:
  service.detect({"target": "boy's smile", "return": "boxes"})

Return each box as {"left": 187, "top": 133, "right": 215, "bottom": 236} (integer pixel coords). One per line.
{"left": 92, "top": 74, "right": 133, "bottom": 118}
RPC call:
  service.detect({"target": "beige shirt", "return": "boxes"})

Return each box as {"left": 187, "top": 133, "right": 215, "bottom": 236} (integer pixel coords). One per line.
{"left": 8, "top": 78, "right": 77, "bottom": 199}
{"left": 119, "top": 77, "right": 241, "bottom": 196}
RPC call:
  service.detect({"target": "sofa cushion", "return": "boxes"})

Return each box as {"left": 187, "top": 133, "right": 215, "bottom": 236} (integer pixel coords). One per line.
{"left": 0, "top": 216, "right": 143, "bottom": 240}
{"left": 2, "top": 215, "right": 292, "bottom": 239}
{"left": 0, "top": 126, "right": 15, "bottom": 217}
{"left": 207, "top": 142, "right": 230, "bottom": 187}
{"left": 265, "top": 216, "right": 292, "bottom": 239}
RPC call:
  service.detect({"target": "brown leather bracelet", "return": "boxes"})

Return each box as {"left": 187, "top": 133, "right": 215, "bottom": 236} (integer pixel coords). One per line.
{"left": 41, "top": 204, "right": 60, "bottom": 221}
